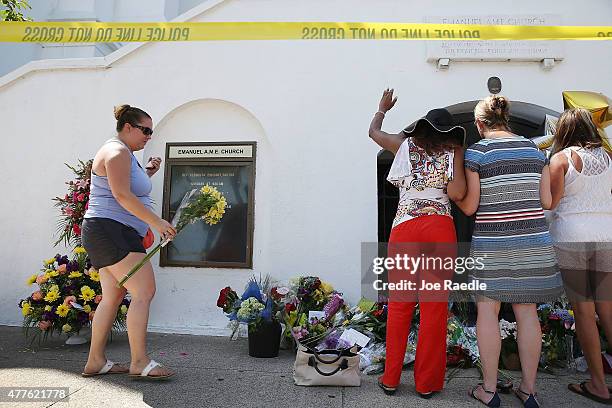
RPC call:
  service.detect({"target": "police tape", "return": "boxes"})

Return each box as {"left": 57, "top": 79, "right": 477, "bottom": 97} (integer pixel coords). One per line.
{"left": 0, "top": 22, "right": 611, "bottom": 43}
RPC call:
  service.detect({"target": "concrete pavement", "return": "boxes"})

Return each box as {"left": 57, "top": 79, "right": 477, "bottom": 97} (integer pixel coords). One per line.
{"left": 0, "top": 325, "right": 608, "bottom": 407}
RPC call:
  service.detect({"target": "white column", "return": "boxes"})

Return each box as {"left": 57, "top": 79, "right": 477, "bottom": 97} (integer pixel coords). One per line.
{"left": 39, "top": 0, "right": 100, "bottom": 60}
{"left": 47, "top": 0, "right": 97, "bottom": 21}
{"left": 114, "top": 0, "right": 168, "bottom": 21}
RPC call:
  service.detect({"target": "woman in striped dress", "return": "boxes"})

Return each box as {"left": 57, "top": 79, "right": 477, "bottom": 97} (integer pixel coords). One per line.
{"left": 455, "top": 95, "right": 563, "bottom": 408}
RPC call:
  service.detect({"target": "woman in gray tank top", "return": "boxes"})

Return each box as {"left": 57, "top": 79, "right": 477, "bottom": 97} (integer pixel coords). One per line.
{"left": 81, "top": 105, "right": 176, "bottom": 379}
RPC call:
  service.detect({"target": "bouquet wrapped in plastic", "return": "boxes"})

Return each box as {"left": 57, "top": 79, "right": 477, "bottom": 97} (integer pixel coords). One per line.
{"left": 117, "top": 186, "right": 227, "bottom": 287}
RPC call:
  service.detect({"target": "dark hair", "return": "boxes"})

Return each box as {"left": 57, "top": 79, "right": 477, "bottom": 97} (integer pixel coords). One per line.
{"left": 474, "top": 95, "right": 511, "bottom": 130}
{"left": 114, "top": 104, "right": 151, "bottom": 132}
{"left": 554, "top": 108, "right": 602, "bottom": 152}
{"left": 409, "top": 127, "right": 461, "bottom": 155}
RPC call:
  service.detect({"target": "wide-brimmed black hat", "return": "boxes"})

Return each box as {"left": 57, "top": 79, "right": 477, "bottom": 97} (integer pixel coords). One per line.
{"left": 403, "top": 108, "right": 466, "bottom": 146}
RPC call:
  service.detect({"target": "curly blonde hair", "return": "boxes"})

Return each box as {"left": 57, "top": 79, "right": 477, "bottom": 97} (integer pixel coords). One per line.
{"left": 474, "top": 95, "right": 511, "bottom": 130}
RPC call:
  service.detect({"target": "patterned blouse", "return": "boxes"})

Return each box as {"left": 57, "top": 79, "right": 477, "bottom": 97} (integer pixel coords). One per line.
{"left": 387, "top": 138, "right": 454, "bottom": 229}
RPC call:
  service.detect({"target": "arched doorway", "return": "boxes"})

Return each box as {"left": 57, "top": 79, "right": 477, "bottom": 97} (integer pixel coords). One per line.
{"left": 377, "top": 100, "right": 560, "bottom": 244}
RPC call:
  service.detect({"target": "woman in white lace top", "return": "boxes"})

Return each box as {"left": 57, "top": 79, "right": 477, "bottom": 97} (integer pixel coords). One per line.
{"left": 549, "top": 108, "right": 612, "bottom": 405}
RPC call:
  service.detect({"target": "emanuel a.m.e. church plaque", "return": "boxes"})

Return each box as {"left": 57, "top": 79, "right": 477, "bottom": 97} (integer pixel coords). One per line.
{"left": 161, "top": 142, "right": 256, "bottom": 268}
{"left": 425, "top": 14, "right": 564, "bottom": 62}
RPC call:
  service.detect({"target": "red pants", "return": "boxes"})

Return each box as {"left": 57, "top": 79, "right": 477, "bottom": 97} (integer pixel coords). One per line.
{"left": 382, "top": 215, "right": 456, "bottom": 393}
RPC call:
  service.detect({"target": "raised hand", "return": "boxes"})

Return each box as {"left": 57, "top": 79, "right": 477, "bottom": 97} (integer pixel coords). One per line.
{"left": 379, "top": 88, "right": 398, "bottom": 113}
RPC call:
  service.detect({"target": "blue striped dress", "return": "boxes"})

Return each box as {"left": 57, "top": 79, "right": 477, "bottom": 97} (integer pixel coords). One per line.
{"left": 464, "top": 137, "right": 563, "bottom": 303}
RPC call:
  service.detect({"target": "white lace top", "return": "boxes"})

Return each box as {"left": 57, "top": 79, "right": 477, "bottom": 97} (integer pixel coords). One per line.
{"left": 387, "top": 138, "right": 454, "bottom": 229}
{"left": 549, "top": 146, "right": 612, "bottom": 242}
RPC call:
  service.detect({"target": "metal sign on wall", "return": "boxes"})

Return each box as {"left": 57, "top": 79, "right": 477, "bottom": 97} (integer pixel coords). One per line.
{"left": 168, "top": 144, "right": 254, "bottom": 159}
{"left": 161, "top": 142, "right": 256, "bottom": 269}
{"left": 425, "top": 14, "right": 565, "bottom": 62}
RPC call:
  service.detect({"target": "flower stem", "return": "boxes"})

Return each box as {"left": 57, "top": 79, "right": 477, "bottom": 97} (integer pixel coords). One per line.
{"left": 116, "top": 223, "right": 184, "bottom": 288}
{"left": 116, "top": 243, "right": 163, "bottom": 288}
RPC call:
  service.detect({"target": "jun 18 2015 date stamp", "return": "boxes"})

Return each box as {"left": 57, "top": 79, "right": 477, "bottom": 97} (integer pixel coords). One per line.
{"left": 0, "top": 387, "right": 69, "bottom": 402}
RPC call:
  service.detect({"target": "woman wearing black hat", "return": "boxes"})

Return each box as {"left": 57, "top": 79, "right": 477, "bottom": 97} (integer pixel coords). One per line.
{"left": 369, "top": 89, "right": 466, "bottom": 398}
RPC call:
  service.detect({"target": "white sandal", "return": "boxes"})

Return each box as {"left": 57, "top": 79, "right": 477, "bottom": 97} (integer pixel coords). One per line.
{"left": 129, "top": 359, "right": 174, "bottom": 380}
{"left": 81, "top": 360, "right": 127, "bottom": 377}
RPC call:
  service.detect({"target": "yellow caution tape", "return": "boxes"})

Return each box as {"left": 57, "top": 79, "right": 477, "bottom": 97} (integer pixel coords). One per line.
{"left": 0, "top": 21, "right": 611, "bottom": 43}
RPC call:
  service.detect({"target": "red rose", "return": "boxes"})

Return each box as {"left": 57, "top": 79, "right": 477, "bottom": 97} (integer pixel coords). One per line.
{"left": 73, "top": 224, "right": 81, "bottom": 236}
{"left": 446, "top": 347, "right": 466, "bottom": 366}
{"left": 271, "top": 287, "right": 282, "bottom": 300}
{"left": 217, "top": 286, "right": 238, "bottom": 310}
{"left": 285, "top": 303, "right": 296, "bottom": 313}
{"left": 77, "top": 193, "right": 85, "bottom": 202}
{"left": 217, "top": 287, "right": 230, "bottom": 308}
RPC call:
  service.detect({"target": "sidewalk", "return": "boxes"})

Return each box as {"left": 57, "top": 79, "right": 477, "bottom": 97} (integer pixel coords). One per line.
{"left": 0, "top": 325, "right": 607, "bottom": 407}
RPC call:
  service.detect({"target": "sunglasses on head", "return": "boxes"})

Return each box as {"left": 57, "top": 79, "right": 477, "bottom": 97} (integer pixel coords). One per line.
{"left": 132, "top": 123, "right": 153, "bottom": 136}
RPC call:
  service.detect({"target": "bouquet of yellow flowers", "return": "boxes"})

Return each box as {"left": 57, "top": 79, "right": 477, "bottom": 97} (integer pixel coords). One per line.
{"left": 117, "top": 185, "right": 227, "bottom": 287}
{"left": 19, "top": 247, "right": 129, "bottom": 344}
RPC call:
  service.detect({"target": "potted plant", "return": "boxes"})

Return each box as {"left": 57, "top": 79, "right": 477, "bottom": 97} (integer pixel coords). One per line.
{"left": 217, "top": 276, "right": 289, "bottom": 358}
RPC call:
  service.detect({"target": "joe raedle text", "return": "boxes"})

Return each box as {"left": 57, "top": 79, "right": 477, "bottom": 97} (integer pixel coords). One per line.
{"left": 373, "top": 279, "right": 487, "bottom": 291}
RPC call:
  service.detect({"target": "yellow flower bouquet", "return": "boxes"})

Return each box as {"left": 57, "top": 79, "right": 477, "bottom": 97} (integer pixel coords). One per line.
{"left": 117, "top": 185, "right": 227, "bottom": 287}
{"left": 19, "top": 247, "right": 129, "bottom": 345}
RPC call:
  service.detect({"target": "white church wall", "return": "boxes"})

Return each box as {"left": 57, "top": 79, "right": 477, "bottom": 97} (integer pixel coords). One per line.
{"left": 0, "top": 0, "right": 610, "bottom": 334}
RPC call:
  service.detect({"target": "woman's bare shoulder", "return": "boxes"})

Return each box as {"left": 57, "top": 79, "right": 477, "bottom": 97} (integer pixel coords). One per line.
{"left": 92, "top": 141, "right": 129, "bottom": 175}
{"left": 99, "top": 141, "right": 130, "bottom": 160}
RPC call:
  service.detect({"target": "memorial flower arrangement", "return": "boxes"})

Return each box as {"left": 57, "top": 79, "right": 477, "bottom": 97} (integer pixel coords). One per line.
{"left": 217, "top": 275, "right": 289, "bottom": 336}
{"left": 212, "top": 273, "right": 588, "bottom": 370}
{"left": 499, "top": 318, "right": 519, "bottom": 356}
{"left": 310, "top": 298, "right": 385, "bottom": 352}
{"left": 446, "top": 315, "right": 479, "bottom": 370}
{"left": 118, "top": 185, "right": 227, "bottom": 287}
{"left": 538, "top": 303, "right": 576, "bottom": 367}
{"left": 341, "top": 299, "right": 387, "bottom": 343}
{"left": 281, "top": 276, "right": 341, "bottom": 346}
{"left": 446, "top": 303, "right": 580, "bottom": 373}
{"left": 52, "top": 160, "right": 92, "bottom": 247}
{"left": 19, "top": 247, "right": 129, "bottom": 343}
{"left": 288, "top": 312, "right": 330, "bottom": 346}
